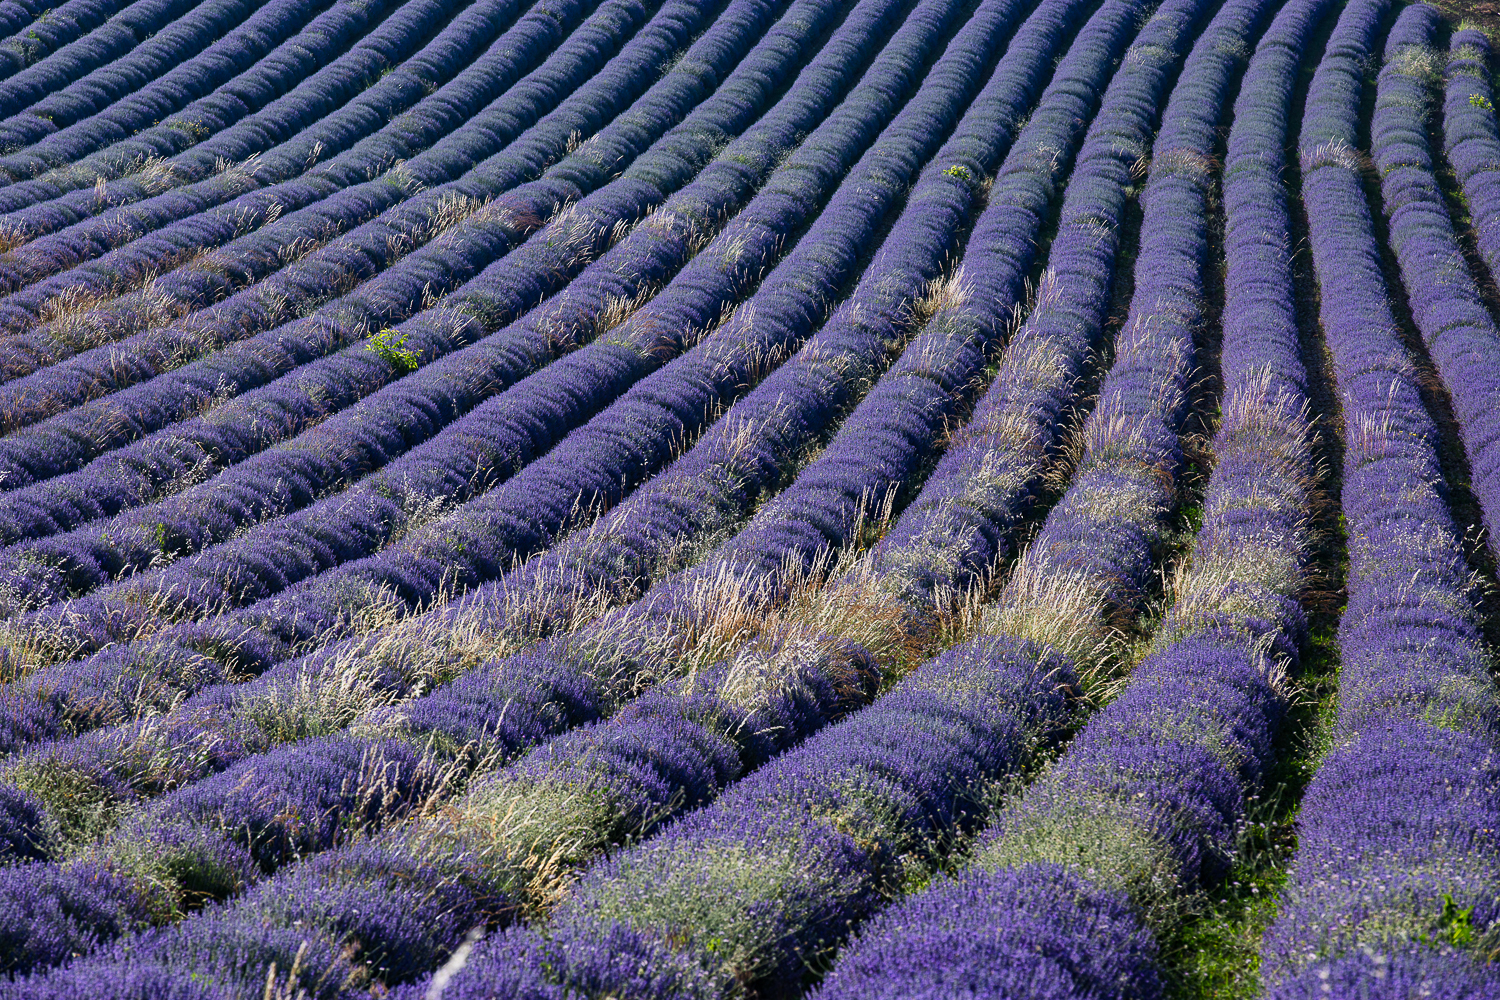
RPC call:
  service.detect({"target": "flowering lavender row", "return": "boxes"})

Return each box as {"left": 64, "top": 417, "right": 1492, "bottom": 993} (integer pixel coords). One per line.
{"left": 241, "top": 0, "right": 1120, "bottom": 938}
{"left": 169, "top": 0, "right": 1151, "bottom": 886}
{"left": 864, "top": 0, "right": 1208, "bottom": 616}
{"left": 0, "top": 0, "right": 199, "bottom": 120}
{"left": 0, "top": 0, "right": 570, "bottom": 377}
{"left": 0, "top": 732, "right": 443, "bottom": 981}
{"left": 614, "top": 0, "right": 1148, "bottom": 624}
{"left": 0, "top": 0, "right": 754, "bottom": 433}
{"left": 0, "top": 2, "right": 61, "bottom": 41}
{"left": 0, "top": 0, "right": 604, "bottom": 384}
{"left": 0, "top": 0, "right": 864, "bottom": 758}
{"left": 0, "top": 0, "right": 441, "bottom": 223}
{"left": 0, "top": 0, "right": 422, "bottom": 239}
{"left": 0, "top": 0, "right": 645, "bottom": 486}
{"left": 64, "top": 0, "right": 1008, "bottom": 680}
{"left": 978, "top": 0, "right": 1246, "bottom": 661}
{"left": 1373, "top": 4, "right": 1500, "bottom": 559}
{"left": 362, "top": 0, "right": 1109, "bottom": 697}
{"left": 355, "top": 0, "right": 1113, "bottom": 762}
{"left": 1445, "top": 28, "right": 1500, "bottom": 289}
{"left": 0, "top": 0, "right": 990, "bottom": 874}
{"left": 0, "top": 641, "right": 877, "bottom": 996}
{"left": 5, "top": 0, "right": 919, "bottom": 595}
{"left": 0, "top": 0, "right": 855, "bottom": 550}
{"left": 404, "top": 2, "right": 1223, "bottom": 992}
{"left": 0, "top": 0, "right": 679, "bottom": 405}
{"left": 0, "top": 0, "right": 973, "bottom": 764}
{"left": 0, "top": 0, "right": 515, "bottom": 297}
{"left": 1260, "top": 1, "right": 1500, "bottom": 994}
{"left": 0, "top": 0, "right": 258, "bottom": 152}
{"left": 162, "top": 0, "right": 1017, "bottom": 682}
{"left": 0, "top": 0, "right": 856, "bottom": 657}
{"left": 0, "top": 0, "right": 310, "bottom": 174}
{"left": 0, "top": 0, "right": 124, "bottom": 81}
{"left": 0, "top": 0, "right": 696, "bottom": 437}
{"left": 423, "top": 635, "right": 1076, "bottom": 999}
{"left": 0, "top": 15, "right": 1038, "bottom": 953}
{"left": 0, "top": 0, "right": 887, "bottom": 605}
{"left": 818, "top": 2, "right": 1328, "bottom": 992}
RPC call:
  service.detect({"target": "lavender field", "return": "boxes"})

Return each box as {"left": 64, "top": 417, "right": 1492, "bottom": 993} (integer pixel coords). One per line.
{"left": 0, "top": 0, "right": 1495, "bottom": 994}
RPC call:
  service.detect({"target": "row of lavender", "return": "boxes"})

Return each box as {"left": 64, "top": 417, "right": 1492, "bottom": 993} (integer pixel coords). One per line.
{"left": 0, "top": 0, "right": 922, "bottom": 750}
{"left": 821, "top": 0, "right": 1323, "bottom": 989}
{"left": 398, "top": 0, "right": 1252, "bottom": 991}
{"left": 0, "top": 0, "right": 1029, "bottom": 886}
{"left": 0, "top": 0, "right": 1497, "bottom": 994}
{"left": 0, "top": 0, "right": 959, "bottom": 863}
{"left": 0, "top": 0, "right": 1190, "bottom": 990}
{"left": 1259, "top": 2, "right": 1500, "bottom": 994}
{"left": 808, "top": 0, "right": 1500, "bottom": 994}
{"left": 0, "top": 0, "right": 1113, "bottom": 989}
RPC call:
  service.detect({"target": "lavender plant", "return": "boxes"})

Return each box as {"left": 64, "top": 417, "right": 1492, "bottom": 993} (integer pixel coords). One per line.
{"left": 0, "top": 0, "right": 202, "bottom": 120}
{"left": 0, "top": 0, "right": 647, "bottom": 488}
{"left": 1256, "top": 1, "right": 1500, "bottom": 993}
{"left": 0, "top": 0, "right": 448, "bottom": 223}
{"left": 816, "top": 0, "right": 1329, "bottom": 979}
{"left": 1372, "top": 3, "right": 1500, "bottom": 559}
{"left": 1445, "top": 27, "right": 1500, "bottom": 287}
{"left": 405, "top": 0, "right": 1229, "bottom": 992}
{"left": 0, "top": 0, "right": 901, "bottom": 627}
{"left": 0, "top": 0, "right": 938, "bottom": 827}
{"left": 0, "top": 0, "right": 133, "bottom": 80}
{"left": 0, "top": 0, "right": 313, "bottom": 168}
{"left": 0, "top": 0, "right": 719, "bottom": 423}
{"left": 7, "top": 0, "right": 1011, "bottom": 688}
{"left": 0, "top": 0, "right": 993, "bottom": 839}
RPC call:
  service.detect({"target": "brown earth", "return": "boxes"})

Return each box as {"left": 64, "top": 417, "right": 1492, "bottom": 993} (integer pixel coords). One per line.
{"left": 1431, "top": 0, "right": 1500, "bottom": 43}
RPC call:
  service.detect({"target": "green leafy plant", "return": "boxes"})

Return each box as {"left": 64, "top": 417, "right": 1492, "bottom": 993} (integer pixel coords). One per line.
{"left": 367, "top": 328, "right": 419, "bottom": 372}
{"left": 942, "top": 163, "right": 972, "bottom": 181}
{"left": 1440, "top": 893, "right": 1476, "bottom": 947}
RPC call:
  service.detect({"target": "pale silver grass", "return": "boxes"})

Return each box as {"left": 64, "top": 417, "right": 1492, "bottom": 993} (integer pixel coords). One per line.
{"left": 963, "top": 314, "right": 1193, "bottom": 695}
{"left": 982, "top": 557, "right": 1129, "bottom": 692}
{"left": 1299, "top": 136, "right": 1372, "bottom": 174}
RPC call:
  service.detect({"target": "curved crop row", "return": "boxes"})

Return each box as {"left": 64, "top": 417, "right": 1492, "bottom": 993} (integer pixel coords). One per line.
{"left": 818, "top": 0, "right": 1325, "bottom": 991}
{"left": 339, "top": 0, "right": 1123, "bottom": 792}
{"left": 0, "top": 0, "right": 310, "bottom": 172}
{"left": 0, "top": 0, "right": 644, "bottom": 491}
{"left": 0, "top": 0, "right": 711, "bottom": 425}
{"left": 55, "top": 0, "right": 1009, "bottom": 683}
{"left": 0, "top": 0, "right": 643, "bottom": 396}
{"left": 0, "top": 0, "right": 855, "bottom": 665}
{"left": 0, "top": 0, "right": 442, "bottom": 223}
{"left": 0, "top": 0, "right": 1080, "bottom": 916}
{"left": 861, "top": 0, "right": 1210, "bottom": 615}
{"left": 1372, "top": 3, "right": 1500, "bottom": 558}
{"left": 0, "top": 0, "right": 622, "bottom": 542}
{"left": 0, "top": 0, "right": 1052, "bottom": 984}
{"left": 406, "top": 0, "right": 1222, "bottom": 993}
{"left": 0, "top": 0, "right": 924, "bottom": 826}
{"left": 0, "top": 0, "right": 524, "bottom": 337}
{"left": 0, "top": 0, "right": 133, "bottom": 83}
{"left": 0, "top": 0, "right": 1495, "bottom": 994}
{"left": 1445, "top": 27, "right": 1500, "bottom": 287}
{"left": 1259, "top": 2, "right": 1500, "bottom": 994}
{"left": 0, "top": 0, "right": 201, "bottom": 123}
